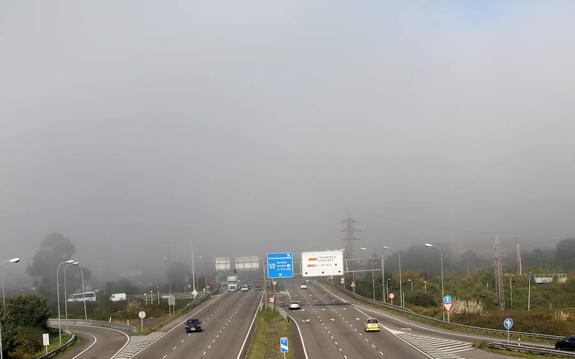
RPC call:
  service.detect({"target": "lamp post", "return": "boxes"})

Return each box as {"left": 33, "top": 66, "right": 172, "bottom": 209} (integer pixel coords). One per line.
{"left": 63, "top": 262, "right": 76, "bottom": 320}
{"left": 56, "top": 259, "right": 75, "bottom": 345}
{"left": 407, "top": 279, "right": 413, "bottom": 292}
{"left": 360, "top": 248, "right": 376, "bottom": 300}
{"left": 425, "top": 243, "right": 445, "bottom": 321}
{"left": 75, "top": 262, "right": 88, "bottom": 320}
{"left": 383, "top": 244, "right": 403, "bottom": 307}
{"left": 527, "top": 271, "right": 532, "bottom": 311}
{"left": 190, "top": 240, "right": 196, "bottom": 294}
{"left": 0, "top": 258, "right": 20, "bottom": 310}
{"left": 0, "top": 257, "right": 21, "bottom": 359}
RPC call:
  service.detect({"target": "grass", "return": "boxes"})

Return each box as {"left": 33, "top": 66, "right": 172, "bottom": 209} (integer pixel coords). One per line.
{"left": 246, "top": 307, "right": 295, "bottom": 359}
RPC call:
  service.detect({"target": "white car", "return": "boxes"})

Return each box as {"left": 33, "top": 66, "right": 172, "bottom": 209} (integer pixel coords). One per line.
{"left": 289, "top": 301, "right": 301, "bottom": 310}
{"left": 300, "top": 283, "right": 307, "bottom": 289}
{"left": 240, "top": 284, "right": 249, "bottom": 292}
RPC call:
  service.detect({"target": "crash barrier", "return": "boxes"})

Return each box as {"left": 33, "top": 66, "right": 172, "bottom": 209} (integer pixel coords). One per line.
{"left": 177, "top": 292, "right": 210, "bottom": 313}
{"left": 487, "top": 341, "right": 575, "bottom": 357}
{"left": 329, "top": 283, "right": 564, "bottom": 341}
{"left": 47, "top": 318, "right": 137, "bottom": 333}
{"left": 34, "top": 330, "right": 75, "bottom": 359}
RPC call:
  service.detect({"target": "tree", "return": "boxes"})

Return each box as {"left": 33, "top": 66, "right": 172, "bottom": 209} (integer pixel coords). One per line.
{"left": 556, "top": 238, "right": 575, "bottom": 271}
{"left": 5, "top": 294, "right": 50, "bottom": 328}
{"left": 27, "top": 233, "right": 76, "bottom": 299}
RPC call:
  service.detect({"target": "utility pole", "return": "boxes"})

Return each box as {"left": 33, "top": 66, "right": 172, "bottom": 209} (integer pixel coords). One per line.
{"left": 495, "top": 234, "right": 505, "bottom": 311}
{"left": 341, "top": 211, "right": 360, "bottom": 275}
{"left": 516, "top": 234, "right": 522, "bottom": 275}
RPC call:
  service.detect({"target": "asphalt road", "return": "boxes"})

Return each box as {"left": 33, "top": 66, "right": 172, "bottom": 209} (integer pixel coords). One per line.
{"left": 280, "top": 280, "right": 512, "bottom": 359}
{"left": 57, "top": 325, "right": 130, "bottom": 359}
{"left": 132, "top": 290, "right": 261, "bottom": 359}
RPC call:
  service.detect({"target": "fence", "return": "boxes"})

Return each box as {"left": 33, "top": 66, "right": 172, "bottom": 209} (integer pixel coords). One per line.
{"left": 47, "top": 318, "right": 136, "bottom": 333}
{"left": 487, "top": 342, "right": 575, "bottom": 357}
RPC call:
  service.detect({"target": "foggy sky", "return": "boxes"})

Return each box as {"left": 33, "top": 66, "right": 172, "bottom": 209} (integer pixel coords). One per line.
{"left": 2, "top": 1, "right": 575, "bottom": 280}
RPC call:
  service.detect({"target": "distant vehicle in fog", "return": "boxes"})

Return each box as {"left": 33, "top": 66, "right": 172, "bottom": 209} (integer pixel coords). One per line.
{"left": 240, "top": 284, "right": 249, "bottom": 292}
{"left": 227, "top": 276, "right": 238, "bottom": 292}
{"left": 67, "top": 291, "right": 96, "bottom": 302}
{"left": 109, "top": 293, "right": 127, "bottom": 302}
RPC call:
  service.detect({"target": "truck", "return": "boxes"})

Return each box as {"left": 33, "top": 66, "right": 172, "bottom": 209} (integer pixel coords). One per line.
{"left": 227, "top": 276, "right": 238, "bottom": 292}
{"left": 109, "top": 293, "right": 127, "bottom": 302}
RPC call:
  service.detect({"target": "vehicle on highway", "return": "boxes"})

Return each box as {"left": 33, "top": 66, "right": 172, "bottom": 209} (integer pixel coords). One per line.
{"left": 289, "top": 301, "right": 301, "bottom": 310}
{"left": 300, "top": 282, "right": 307, "bottom": 289}
{"left": 67, "top": 291, "right": 97, "bottom": 302}
{"left": 364, "top": 318, "right": 380, "bottom": 332}
{"left": 185, "top": 318, "right": 203, "bottom": 333}
{"left": 240, "top": 284, "right": 249, "bottom": 292}
{"left": 227, "top": 276, "right": 238, "bottom": 292}
{"left": 254, "top": 285, "right": 262, "bottom": 291}
{"left": 555, "top": 336, "right": 575, "bottom": 351}
{"left": 109, "top": 293, "right": 127, "bottom": 302}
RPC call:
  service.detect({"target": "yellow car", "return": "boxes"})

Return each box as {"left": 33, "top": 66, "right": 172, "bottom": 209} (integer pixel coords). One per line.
{"left": 364, "top": 318, "right": 380, "bottom": 332}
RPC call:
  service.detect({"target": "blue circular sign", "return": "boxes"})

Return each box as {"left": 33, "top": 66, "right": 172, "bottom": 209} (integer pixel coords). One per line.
{"left": 443, "top": 295, "right": 452, "bottom": 304}
{"left": 503, "top": 317, "right": 513, "bottom": 330}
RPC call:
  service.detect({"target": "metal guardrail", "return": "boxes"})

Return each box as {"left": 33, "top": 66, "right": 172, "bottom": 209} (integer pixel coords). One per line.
{"left": 487, "top": 342, "right": 575, "bottom": 357}
{"left": 330, "top": 284, "right": 564, "bottom": 341}
{"left": 178, "top": 292, "right": 210, "bottom": 313}
{"left": 35, "top": 330, "right": 76, "bottom": 359}
{"left": 47, "top": 318, "right": 137, "bottom": 333}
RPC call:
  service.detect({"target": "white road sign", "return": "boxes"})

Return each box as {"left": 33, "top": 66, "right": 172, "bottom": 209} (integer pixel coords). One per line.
{"left": 302, "top": 250, "right": 344, "bottom": 277}
{"left": 235, "top": 256, "right": 260, "bottom": 271}
{"left": 42, "top": 333, "right": 50, "bottom": 346}
{"left": 215, "top": 257, "right": 231, "bottom": 271}
{"left": 138, "top": 311, "right": 146, "bottom": 319}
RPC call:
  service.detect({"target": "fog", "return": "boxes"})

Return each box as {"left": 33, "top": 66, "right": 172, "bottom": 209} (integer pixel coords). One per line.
{"left": 1, "top": 1, "right": 575, "bottom": 282}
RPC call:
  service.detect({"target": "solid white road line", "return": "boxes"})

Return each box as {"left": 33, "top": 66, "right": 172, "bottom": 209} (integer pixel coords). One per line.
{"left": 71, "top": 333, "right": 97, "bottom": 359}
{"left": 235, "top": 293, "right": 263, "bottom": 359}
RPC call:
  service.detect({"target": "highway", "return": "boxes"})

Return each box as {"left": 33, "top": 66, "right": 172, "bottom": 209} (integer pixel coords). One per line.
{"left": 281, "top": 279, "right": 508, "bottom": 359}
{"left": 126, "top": 290, "right": 261, "bottom": 359}
{"left": 57, "top": 325, "right": 130, "bottom": 359}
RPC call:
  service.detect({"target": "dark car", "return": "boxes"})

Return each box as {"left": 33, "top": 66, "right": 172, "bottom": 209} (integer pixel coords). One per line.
{"left": 185, "top": 318, "right": 202, "bottom": 333}
{"left": 556, "top": 336, "right": 575, "bottom": 351}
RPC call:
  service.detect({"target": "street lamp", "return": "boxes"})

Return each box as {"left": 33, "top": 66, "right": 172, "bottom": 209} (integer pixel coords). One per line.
{"left": 0, "top": 258, "right": 21, "bottom": 310}
{"left": 383, "top": 244, "right": 403, "bottom": 307}
{"left": 0, "top": 257, "right": 20, "bottom": 359}
{"left": 360, "top": 248, "right": 376, "bottom": 300}
{"left": 71, "top": 261, "right": 88, "bottom": 320}
{"left": 527, "top": 271, "right": 532, "bottom": 311}
{"left": 63, "top": 261, "right": 78, "bottom": 320}
{"left": 56, "top": 259, "right": 75, "bottom": 345}
{"left": 425, "top": 243, "right": 445, "bottom": 321}
{"left": 407, "top": 279, "right": 413, "bottom": 292}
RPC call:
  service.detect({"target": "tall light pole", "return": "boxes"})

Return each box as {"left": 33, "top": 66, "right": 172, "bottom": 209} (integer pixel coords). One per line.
{"left": 383, "top": 244, "right": 403, "bottom": 307}
{"left": 0, "top": 257, "right": 21, "bottom": 359}
{"left": 407, "top": 279, "right": 413, "bottom": 292}
{"left": 425, "top": 243, "right": 445, "bottom": 321}
{"left": 527, "top": 271, "right": 532, "bottom": 311}
{"left": 56, "top": 259, "right": 75, "bottom": 345}
{"left": 381, "top": 254, "right": 385, "bottom": 303}
{"left": 0, "top": 258, "right": 20, "bottom": 310}
{"left": 63, "top": 262, "right": 75, "bottom": 320}
{"left": 71, "top": 261, "right": 88, "bottom": 320}
{"left": 360, "top": 248, "right": 376, "bottom": 300}
{"left": 190, "top": 240, "right": 196, "bottom": 293}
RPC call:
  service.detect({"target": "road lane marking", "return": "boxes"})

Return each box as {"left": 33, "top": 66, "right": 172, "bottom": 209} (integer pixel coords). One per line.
{"left": 71, "top": 333, "right": 97, "bottom": 359}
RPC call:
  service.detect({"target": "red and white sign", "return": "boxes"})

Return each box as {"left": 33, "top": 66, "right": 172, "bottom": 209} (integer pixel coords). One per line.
{"left": 269, "top": 296, "right": 275, "bottom": 304}
{"left": 351, "top": 281, "right": 356, "bottom": 288}
{"left": 302, "top": 250, "right": 344, "bottom": 277}
{"left": 443, "top": 303, "right": 453, "bottom": 312}
{"left": 388, "top": 293, "right": 395, "bottom": 300}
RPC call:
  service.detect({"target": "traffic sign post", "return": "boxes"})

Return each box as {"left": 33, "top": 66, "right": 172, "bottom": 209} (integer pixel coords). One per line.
{"left": 388, "top": 292, "right": 395, "bottom": 305}
{"left": 267, "top": 253, "right": 294, "bottom": 279}
{"left": 42, "top": 333, "right": 50, "bottom": 354}
{"left": 138, "top": 311, "right": 146, "bottom": 334}
{"left": 280, "top": 336, "right": 288, "bottom": 358}
{"left": 351, "top": 281, "right": 356, "bottom": 293}
{"left": 443, "top": 295, "right": 453, "bottom": 323}
{"left": 340, "top": 277, "right": 345, "bottom": 286}
{"left": 503, "top": 317, "right": 513, "bottom": 343}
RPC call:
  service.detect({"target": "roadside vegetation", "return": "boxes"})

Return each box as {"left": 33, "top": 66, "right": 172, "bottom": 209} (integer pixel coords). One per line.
{"left": 246, "top": 307, "right": 295, "bottom": 359}
{"left": 0, "top": 294, "right": 54, "bottom": 359}
{"left": 349, "top": 238, "right": 575, "bottom": 337}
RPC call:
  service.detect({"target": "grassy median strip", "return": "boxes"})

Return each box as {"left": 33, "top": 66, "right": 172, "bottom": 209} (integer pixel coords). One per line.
{"left": 246, "top": 307, "right": 294, "bottom": 359}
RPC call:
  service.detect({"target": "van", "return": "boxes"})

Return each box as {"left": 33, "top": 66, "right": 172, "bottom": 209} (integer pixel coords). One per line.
{"left": 109, "top": 293, "right": 127, "bottom": 302}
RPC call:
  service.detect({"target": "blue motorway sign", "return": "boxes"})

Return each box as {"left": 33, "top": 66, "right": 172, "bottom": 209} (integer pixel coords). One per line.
{"left": 443, "top": 295, "right": 453, "bottom": 304}
{"left": 503, "top": 317, "right": 514, "bottom": 330}
{"left": 280, "top": 337, "right": 288, "bottom": 353}
{"left": 267, "top": 252, "right": 294, "bottom": 279}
